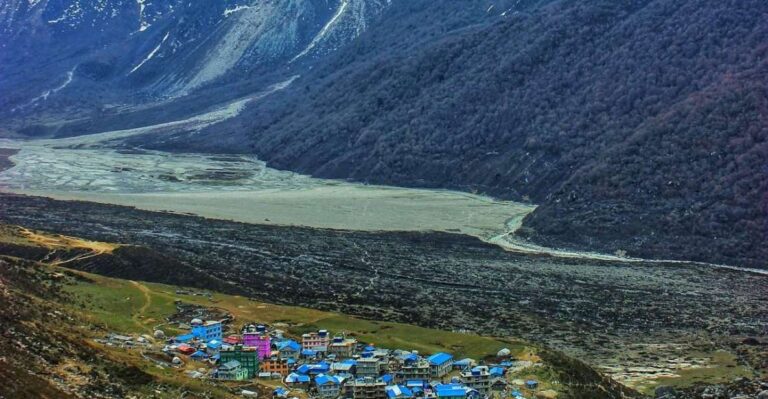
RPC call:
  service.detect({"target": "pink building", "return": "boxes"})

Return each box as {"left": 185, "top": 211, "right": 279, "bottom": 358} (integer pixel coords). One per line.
{"left": 301, "top": 329, "right": 330, "bottom": 353}
{"left": 243, "top": 332, "right": 271, "bottom": 359}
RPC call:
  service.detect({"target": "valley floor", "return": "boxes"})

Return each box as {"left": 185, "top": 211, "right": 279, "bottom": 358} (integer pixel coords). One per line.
{"left": 0, "top": 223, "right": 635, "bottom": 399}
{"left": 0, "top": 141, "right": 533, "bottom": 241}
{"left": 0, "top": 125, "right": 765, "bottom": 395}
{"left": 0, "top": 193, "right": 765, "bottom": 395}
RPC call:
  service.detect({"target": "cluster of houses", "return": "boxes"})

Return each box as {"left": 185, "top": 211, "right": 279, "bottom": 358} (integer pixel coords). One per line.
{"left": 164, "top": 319, "right": 540, "bottom": 399}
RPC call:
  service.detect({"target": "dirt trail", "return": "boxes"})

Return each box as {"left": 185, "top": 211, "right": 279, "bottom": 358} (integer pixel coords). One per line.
{"left": 488, "top": 214, "right": 768, "bottom": 276}
{"left": 131, "top": 281, "right": 153, "bottom": 323}
{"left": 19, "top": 226, "right": 118, "bottom": 254}
{"left": 17, "top": 226, "right": 119, "bottom": 266}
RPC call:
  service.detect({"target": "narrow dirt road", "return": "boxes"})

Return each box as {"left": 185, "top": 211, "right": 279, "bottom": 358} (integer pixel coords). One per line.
{"left": 488, "top": 214, "right": 768, "bottom": 276}
{"left": 130, "top": 281, "right": 153, "bottom": 329}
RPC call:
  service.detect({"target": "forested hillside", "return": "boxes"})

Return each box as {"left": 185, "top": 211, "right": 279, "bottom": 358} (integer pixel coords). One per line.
{"left": 200, "top": 0, "right": 765, "bottom": 267}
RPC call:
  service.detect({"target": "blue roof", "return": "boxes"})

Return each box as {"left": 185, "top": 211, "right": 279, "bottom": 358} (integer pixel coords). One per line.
{"left": 489, "top": 367, "right": 505, "bottom": 376}
{"left": 300, "top": 362, "right": 330, "bottom": 374}
{"left": 405, "top": 380, "right": 426, "bottom": 388}
{"left": 401, "top": 353, "right": 419, "bottom": 362}
{"left": 453, "top": 359, "right": 472, "bottom": 365}
{"left": 313, "top": 362, "right": 330, "bottom": 371}
{"left": 385, "top": 385, "right": 414, "bottom": 398}
{"left": 286, "top": 373, "right": 311, "bottom": 383}
{"left": 364, "top": 345, "right": 376, "bottom": 351}
{"left": 274, "top": 387, "right": 289, "bottom": 396}
{"left": 301, "top": 349, "right": 317, "bottom": 356}
{"left": 381, "top": 374, "right": 394, "bottom": 384}
{"left": 207, "top": 340, "right": 222, "bottom": 349}
{"left": 175, "top": 333, "right": 195, "bottom": 342}
{"left": 315, "top": 374, "right": 341, "bottom": 386}
{"left": 427, "top": 352, "right": 453, "bottom": 366}
{"left": 341, "top": 359, "right": 357, "bottom": 365}
{"left": 436, "top": 389, "right": 466, "bottom": 398}
{"left": 499, "top": 361, "right": 514, "bottom": 367}
{"left": 191, "top": 350, "right": 208, "bottom": 358}
{"left": 279, "top": 340, "right": 301, "bottom": 351}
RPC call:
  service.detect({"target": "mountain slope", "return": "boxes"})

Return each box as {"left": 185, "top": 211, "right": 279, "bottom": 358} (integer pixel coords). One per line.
{"left": 3, "top": 0, "right": 765, "bottom": 268}
{"left": 182, "top": 0, "right": 766, "bottom": 268}
{"left": 0, "top": 0, "right": 390, "bottom": 134}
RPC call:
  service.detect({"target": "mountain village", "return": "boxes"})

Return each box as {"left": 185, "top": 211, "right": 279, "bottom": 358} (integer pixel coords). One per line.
{"left": 103, "top": 316, "right": 546, "bottom": 399}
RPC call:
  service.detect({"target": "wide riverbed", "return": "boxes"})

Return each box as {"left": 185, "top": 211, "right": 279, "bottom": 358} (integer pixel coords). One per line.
{"left": 0, "top": 141, "right": 535, "bottom": 241}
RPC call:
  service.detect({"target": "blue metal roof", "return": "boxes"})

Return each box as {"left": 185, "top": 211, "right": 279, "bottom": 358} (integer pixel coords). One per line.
{"left": 175, "top": 333, "right": 195, "bottom": 342}
{"left": 489, "top": 367, "right": 505, "bottom": 376}
{"left": 401, "top": 353, "right": 419, "bottom": 362}
{"left": 427, "top": 352, "right": 453, "bottom": 366}
{"left": 296, "top": 365, "right": 310, "bottom": 374}
{"left": 299, "top": 362, "right": 330, "bottom": 374}
{"left": 315, "top": 374, "right": 341, "bottom": 386}
{"left": 386, "top": 385, "right": 414, "bottom": 398}
{"left": 436, "top": 389, "right": 466, "bottom": 398}
{"left": 286, "top": 373, "right": 311, "bottom": 383}
{"left": 279, "top": 340, "right": 301, "bottom": 351}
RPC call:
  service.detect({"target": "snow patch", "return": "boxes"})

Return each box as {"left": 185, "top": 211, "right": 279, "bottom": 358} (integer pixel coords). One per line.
{"left": 129, "top": 32, "right": 170, "bottom": 74}
{"left": 137, "top": 0, "right": 150, "bottom": 31}
{"left": 223, "top": 5, "right": 252, "bottom": 17}
{"left": 47, "top": 1, "right": 83, "bottom": 25}
{"left": 14, "top": 68, "right": 76, "bottom": 111}
{"left": 290, "top": 0, "right": 350, "bottom": 63}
